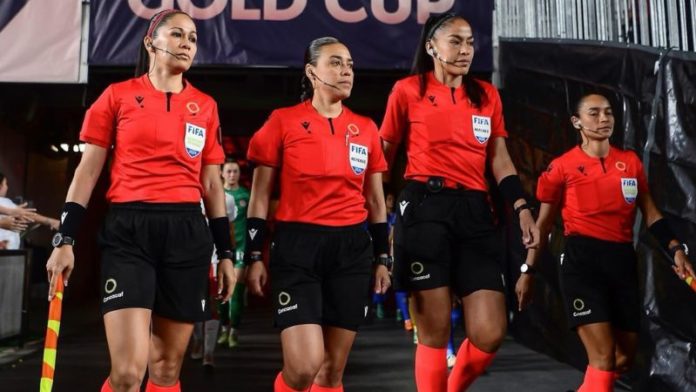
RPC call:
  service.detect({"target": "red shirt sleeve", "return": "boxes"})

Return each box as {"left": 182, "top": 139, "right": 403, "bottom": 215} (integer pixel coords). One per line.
{"left": 366, "top": 120, "right": 388, "bottom": 174}
{"left": 80, "top": 85, "right": 117, "bottom": 148}
{"left": 488, "top": 85, "right": 508, "bottom": 138}
{"left": 248, "top": 111, "right": 283, "bottom": 167}
{"left": 536, "top": 159, "right": 565, "bottom": 204}
{"left": 379, "top": 81, "right": 408, "bottom": 144}
{"left": 202, "top": 102, "right": 225, "bottom": 165}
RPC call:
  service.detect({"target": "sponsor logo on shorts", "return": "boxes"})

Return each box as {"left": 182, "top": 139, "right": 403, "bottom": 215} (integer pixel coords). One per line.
{"left": 103, "top": 291, "right": 124, "bottom": 303}
{"left": 201, "top": 299, "right": 206, "bottom": 311}
{"left": 278, "top": 304, "right": 298, "bottom": 315}
{"left": 104, "top": 278, "right": 117, "bottom": 294}
{"left": 410, "top": 262, "right": 424, "bottom": 275}
{"left": 364, "top": 306, "right": 369, "bottom": 318}
{"left": 560, "top": 253, "right": 565, "bottom": 266}
{"left": 572, "top": 298, "right": 592, "bottom": 317}
{"left": 399, "top": 201, "right": 409, "bottom": 216}
{"left": 277, "top": 291, "right": 298, "bottom": 314}
{"left": 278, "top": 291, "right": 291, "bottom": 306}
{"left": 410, "top": 261, "right": 430, "bottom": 281}
{"left": 249, "top": 228, "right": 258, "bottom": 241}
{"left": 103, "top": 278, "right": 124, "bottom": 303}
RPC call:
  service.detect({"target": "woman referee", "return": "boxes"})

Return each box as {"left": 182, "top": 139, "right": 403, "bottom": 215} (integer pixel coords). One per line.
{"left": 380, "top": 13, "right": 539, "bottom": 391}
{"left": 45, "top": 9, "right": 236, "bottom": 392}
{"left": 516, "top": 93, "right": 695, "bottom": 391}
{"left": 245, "top": 37, "right": 392, "bottom": 392}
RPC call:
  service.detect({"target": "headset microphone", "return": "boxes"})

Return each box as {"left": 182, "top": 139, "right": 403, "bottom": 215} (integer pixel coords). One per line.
{"left": 429, "top": 47, "right": 467, "bottom": 68}
{"left": 576, "top": 123, "right": 596, "bottom": 132}
{"left": 310, "top": 71, "right": 341, "bottom": 90}
{"left": 151, "top": 44, "right": 183, "bottom": 59}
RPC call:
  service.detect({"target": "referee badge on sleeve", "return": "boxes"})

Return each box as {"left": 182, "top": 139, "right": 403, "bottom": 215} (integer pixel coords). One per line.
{"left": 185, "top": 123, "right": 206, "bottom": 158}
{"left": 472, "top": 115, "right": 491, "bottom": 144}
{"left": 349, "top": 143, "right": 368, "bottom": 175}
{"left": 621, "top": 178, "right": 638, "bottom": 204}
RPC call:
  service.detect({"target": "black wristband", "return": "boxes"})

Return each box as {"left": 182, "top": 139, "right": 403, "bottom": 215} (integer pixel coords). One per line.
{"left": 368, "top": 222, "right": 389, "bottom": 256}
{"left": 245, "top": 217, "right": 267, "bottom": 258}
{"left": 498, "top": 175, "right": 526, "bottom": 206}
{"left": 514, "top": 203, "right": 532, "bottom": 216}
{"left": 208, "top": 217, "right": 234, "bottom": 259}
{"left": 58, "top": 202, "right": 87, "bottom": 238}
{"left": 648, "top": 218, "right": 677, "bottom": 251}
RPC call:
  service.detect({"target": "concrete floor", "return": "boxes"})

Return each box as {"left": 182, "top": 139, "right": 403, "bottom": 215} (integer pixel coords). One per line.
{"left": 0, "top": 302, "right": 604, "bottom": 392}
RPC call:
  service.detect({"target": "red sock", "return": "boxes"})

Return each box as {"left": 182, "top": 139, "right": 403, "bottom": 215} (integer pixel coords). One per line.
{"left": 415, "top": 344, "right": 447, "bottom": 392}
{"left": 577, "top": 365, "right": 614, "bottom": 392}
{"left": 145, "top": 380, "right": 181, "bottom": 392}
{"left": 447, "top": 339, "right": 496, "bottom": 392}
{"left": 274, "top": 372, "right": 310, "bottom": 392}
{"left": 310, "top": 383, "right": 343, "bottom": 391}
{"left": 100, "top": 379, "right": 113, "bottom": 392}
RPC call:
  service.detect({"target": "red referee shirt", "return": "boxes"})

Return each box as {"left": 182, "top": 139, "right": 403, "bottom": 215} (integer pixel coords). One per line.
{"left": 80, "top": 75, "right": 225, "bottom": 203}
{"left": 536, "top": 146, "right": 649, "bottom": 243}
{"left": 380, "top": 72, "right": 508, "bottom": 192}
{"left": 247, "top": 101, "right": 388, "bottom": 226}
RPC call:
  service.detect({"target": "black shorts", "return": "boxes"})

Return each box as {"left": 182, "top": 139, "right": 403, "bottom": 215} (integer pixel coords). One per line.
{"left": 270, "top": 222, "right": 373, "bottom": 331}
{"left": 392, "top": 181, "right": 505, "bottom": 297}
{"left": 560, "top": 235, "right": 640, "bottom": 331}
{"left": 98, "top": 203, "right": 213, "bottom": 322}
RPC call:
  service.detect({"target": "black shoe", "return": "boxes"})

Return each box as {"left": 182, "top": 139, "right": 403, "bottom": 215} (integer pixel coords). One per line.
{"left": 203, "top": 363, "right": 215, "bottom": 374}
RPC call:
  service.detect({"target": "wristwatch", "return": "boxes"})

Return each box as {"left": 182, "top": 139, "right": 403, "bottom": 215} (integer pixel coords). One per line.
{"left": 217, "top": 249, "right": 235, "bottom": 261}
{"left": 520, "top": 263, "right": 536, "bottom": 275}
{"left": 52, "top": 232, "right": 75, "bottom": 248}
{"left": 247, "top": 252, "right": 264, "bottom": 264}
{"left": 668, "top": 243, "right": 689, "bottom": 258}
{"left": 374, "top": 255, "right": 394, "bottom": 271}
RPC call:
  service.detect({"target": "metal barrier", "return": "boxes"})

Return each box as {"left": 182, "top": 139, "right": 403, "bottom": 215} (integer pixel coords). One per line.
{"left": 495, "top": 0, "right": 696, "bottom": 51}
{"left": 0, "top": 250, "right": 29, "bottom": 342}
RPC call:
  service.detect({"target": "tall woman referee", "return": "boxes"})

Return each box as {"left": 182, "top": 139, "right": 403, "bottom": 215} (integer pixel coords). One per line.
{"left": 45, "top": 9, "right": 236, "bottom": 392}
{"left": 380, "top": 13, "right": 539, "bottom": 391}
{"left": 245, "top": 37, "right": 392, "bottom": 392}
